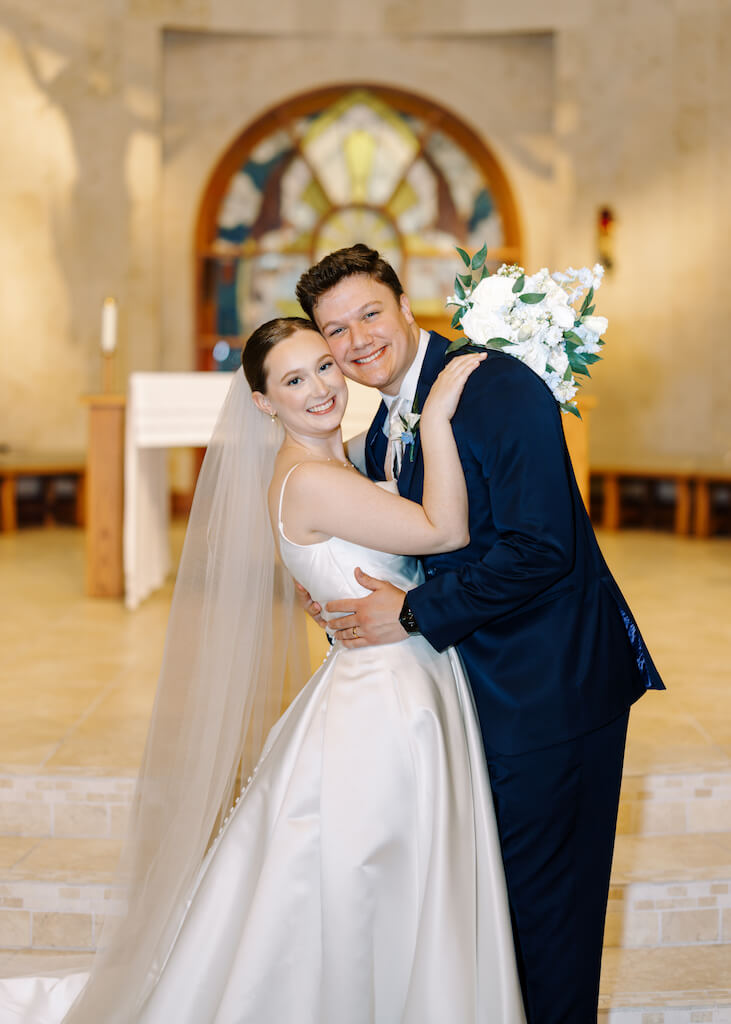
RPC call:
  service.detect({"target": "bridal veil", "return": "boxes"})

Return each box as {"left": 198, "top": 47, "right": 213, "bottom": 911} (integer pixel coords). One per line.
{"left": 62, "top": 368, "right": 309, "bottom": 1022}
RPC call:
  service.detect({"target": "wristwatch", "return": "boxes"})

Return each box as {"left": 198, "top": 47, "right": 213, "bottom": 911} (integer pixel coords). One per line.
{"left": 398, "top": 595, "right": 421, "bottom": 635}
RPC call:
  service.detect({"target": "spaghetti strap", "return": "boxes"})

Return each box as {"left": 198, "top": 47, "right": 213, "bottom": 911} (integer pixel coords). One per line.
{"left": 277, "top": 463, "right": 307, "bottom": 538}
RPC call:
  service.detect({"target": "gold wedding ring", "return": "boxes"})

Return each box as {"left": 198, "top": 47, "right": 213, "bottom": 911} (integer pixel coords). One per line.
{"left": 351, "top": 626, "right": 360, "bottom": 639}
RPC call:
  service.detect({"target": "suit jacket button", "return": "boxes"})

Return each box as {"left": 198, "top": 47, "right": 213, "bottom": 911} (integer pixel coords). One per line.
{"left": 426, "top": 568, "right": 436, "bottom": 577}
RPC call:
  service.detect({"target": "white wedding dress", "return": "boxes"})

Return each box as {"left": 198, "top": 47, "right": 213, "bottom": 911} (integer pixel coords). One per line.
{"left": 0, "top": 478, "right": 525, "bottom": 1024}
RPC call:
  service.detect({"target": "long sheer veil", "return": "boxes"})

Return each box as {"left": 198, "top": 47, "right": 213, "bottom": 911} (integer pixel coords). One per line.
{"left": 63, "top": 368, "right": 309, "bottom": 1022}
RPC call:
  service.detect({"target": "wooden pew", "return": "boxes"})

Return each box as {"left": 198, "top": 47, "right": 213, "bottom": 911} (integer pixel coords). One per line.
{"left": 693, "top": 473, "right": 731, "bottom": 538}
{"left": 591, "top": 467, "right": 731, "bottom": 538}
{"left": 0, "top": 452, "right": 86, "bottom": 532}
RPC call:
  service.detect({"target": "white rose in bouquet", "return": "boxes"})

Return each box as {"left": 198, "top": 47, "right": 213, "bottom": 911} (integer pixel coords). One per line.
{"left": 505, "top": 336, "right": 550, "bottom": 376}
{"left": 581, "top": 315, "right": 608, "bottom": 337}
{"left": 461, "top": 305, "right": 513, "bottom": 346}
{"left": 548, "top": 302, "right": 575, "bottom": 331}
{"left": 469, "top": 274, "right": 515, "bottom": 313}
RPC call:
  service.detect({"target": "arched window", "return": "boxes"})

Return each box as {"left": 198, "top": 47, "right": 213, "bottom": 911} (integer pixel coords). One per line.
{"left": 195, "top": 85, "right": 522, "bottom": 371}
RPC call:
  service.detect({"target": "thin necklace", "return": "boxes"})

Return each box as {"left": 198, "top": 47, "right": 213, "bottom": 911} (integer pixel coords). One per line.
{"left": 283, "top": 444, "right": 355, "bottom": 471}
{"left": 314, "top": 454, "right": 356, "bottom": 470}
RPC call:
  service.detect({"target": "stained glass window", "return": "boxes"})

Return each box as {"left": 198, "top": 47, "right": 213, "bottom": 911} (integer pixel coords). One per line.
{"left": 196, "top": 87, "right": 520, "bottom": 370}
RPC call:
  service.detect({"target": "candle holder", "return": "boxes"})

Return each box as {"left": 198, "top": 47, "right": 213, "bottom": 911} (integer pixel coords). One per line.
{"left": 102, "top": 350, "right": 116, "bottom": 394}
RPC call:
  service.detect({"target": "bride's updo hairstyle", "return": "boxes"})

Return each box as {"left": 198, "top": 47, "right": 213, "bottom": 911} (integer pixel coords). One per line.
{"left": 242, "top": 316, "right": 319, "bottom": 394}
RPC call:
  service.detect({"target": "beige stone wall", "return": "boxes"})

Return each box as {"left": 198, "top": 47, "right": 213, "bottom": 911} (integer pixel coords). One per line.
{"left": 0, "top": 0, "right": 729, "bottom": 470}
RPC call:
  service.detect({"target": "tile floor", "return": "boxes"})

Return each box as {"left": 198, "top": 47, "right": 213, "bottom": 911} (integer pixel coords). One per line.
{"left": 2, "top": 525, "right": 729, "bottom": 779}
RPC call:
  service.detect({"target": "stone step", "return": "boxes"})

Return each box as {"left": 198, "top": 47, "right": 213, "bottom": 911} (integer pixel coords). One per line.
{"left": 1, "top": 832, "right": 730, "bottom": 953}
{"left": 605, "top": 878, "right": 731, "bottom": 948}
{"left": 0, "top": 836, "right": 123, "bottom": 952}
{"left": 608, "top": 832, "right": 731, "bottom": 949}
{"left": 612, "top": 833, "right": 731, "bottom": 886}
{"left": 599, "top": 945, "right": 731, "bottom": 1021}
{"left": 2, "top": 780, "right": 731, "bottom": 955}
{"left": 0, "top": 774, "right": 134, "bottom": 840}
{"left": 2, "top": 770, "right": 729, "bottom": 840}
{"left": 0, "top": 774, "right": 134, "bottom": 841}
{"left": 617, "top": 771, "right": 731, "bottom": 837}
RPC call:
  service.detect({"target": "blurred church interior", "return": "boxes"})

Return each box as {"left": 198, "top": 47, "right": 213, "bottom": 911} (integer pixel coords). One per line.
{"left": 0, "top": 1, "right": 730, "bottom": 1019}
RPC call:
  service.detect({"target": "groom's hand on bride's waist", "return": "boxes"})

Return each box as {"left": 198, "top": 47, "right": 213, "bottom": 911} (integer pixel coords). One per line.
{"left": 294, "top": 581, "right": 327, "bottom": 629}
{"left": 327, "top": 569, "right": 408, "bottom": 648}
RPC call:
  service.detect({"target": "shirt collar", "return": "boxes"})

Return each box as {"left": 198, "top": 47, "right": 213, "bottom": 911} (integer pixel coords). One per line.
{"left": 381, "top": 329, "right": 430, "bottom": 414}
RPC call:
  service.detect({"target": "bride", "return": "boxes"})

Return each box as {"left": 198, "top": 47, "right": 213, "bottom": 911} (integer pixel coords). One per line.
{"left": 1, "top": 317, "right": 524, "bottom": 1024}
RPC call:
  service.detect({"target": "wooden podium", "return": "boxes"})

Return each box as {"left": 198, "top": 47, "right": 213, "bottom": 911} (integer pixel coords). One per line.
{"left": 562, "top": 396, "right": 597, "bottom": 511}
{"left": 83, "top": 394, "right": 125, "bottom": 597}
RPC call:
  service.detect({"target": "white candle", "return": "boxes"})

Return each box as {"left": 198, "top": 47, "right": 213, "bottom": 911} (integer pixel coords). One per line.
{"left": 101, "top": 297, "right": 118, "bottom": 354}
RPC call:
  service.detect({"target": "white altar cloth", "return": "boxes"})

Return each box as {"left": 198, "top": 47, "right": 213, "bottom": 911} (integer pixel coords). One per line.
{"left": 124, "top": 372, "right": 234, "bottom": 610}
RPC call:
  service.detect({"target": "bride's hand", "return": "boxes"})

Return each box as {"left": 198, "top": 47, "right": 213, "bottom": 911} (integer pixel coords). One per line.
{"left": 421, "top": 352, "right": 487, "bottom": 423}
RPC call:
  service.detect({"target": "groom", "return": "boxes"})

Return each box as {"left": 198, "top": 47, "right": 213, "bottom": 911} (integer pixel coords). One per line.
{"left": 295, "top": 244, "right": 664, "bottom": 1024}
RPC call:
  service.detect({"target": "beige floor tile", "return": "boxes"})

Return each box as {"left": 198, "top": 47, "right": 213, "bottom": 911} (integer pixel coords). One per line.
{"left": 2, "top": 524, "right": 730, "bottom": 786}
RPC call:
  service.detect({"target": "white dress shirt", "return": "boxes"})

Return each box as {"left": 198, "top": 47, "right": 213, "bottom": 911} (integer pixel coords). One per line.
{"left": 381, "top": 328, "right": 431, "bottom": 431}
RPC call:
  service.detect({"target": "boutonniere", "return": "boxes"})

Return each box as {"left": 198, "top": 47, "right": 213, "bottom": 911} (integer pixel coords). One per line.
{"left": 399, "top": 395, "right": 421, "bottom": 463}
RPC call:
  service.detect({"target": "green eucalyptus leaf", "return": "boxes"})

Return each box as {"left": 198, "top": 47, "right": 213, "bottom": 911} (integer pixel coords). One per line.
{"left": 450, "top": 309, "right": 463, "bottom": 329}
{"left": 582, "top": 352, "right": 602, "bottom": 364}
{"left": 456, "top": 247, "right": 471, "bottom": 268}
{"left": 454, "top": 277, "right": 466, "bottom": 300}
{"left": 512, "top": 275, "right": 525, "bottom": 293}
{"left": 480, "top": 265, "right": 489, "bottom": 280}
{"left": 563, "top": 330, "right": 583, "bottom": 345}
{"left": 471, "top": 242, "right": 488, "bottom": 270}
{"left": 519, "top": 292, "right": 546, "bottom": 304}
{"left": 486, "top": 336, "right": 511, "bottom": 348}
{"left": 580, "top": 286, "right": 594, "bottom": 312}
{"left": 563, "top": 364, "right": 574, "bottom": 381}
{"left": 447, "top": 338, "right": 469, "bottom": 355}
{"left": 458, "top": 273, "right": 472, "bottom": 287}
{"left": 561, "top": 402, "right": 582, "bottom": 420}
{"left": 583, "top": 304, "right": 595, "bottom": 317}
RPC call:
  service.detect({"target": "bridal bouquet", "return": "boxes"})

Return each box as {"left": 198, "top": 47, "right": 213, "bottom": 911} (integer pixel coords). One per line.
{"left": 446, "top": 244, "right": 607, "bottom": 417}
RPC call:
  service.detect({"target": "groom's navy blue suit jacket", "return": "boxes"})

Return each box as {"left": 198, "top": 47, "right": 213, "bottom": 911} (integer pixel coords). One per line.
{"left": 365, "top": 333, "right": 664, "bottom": 756}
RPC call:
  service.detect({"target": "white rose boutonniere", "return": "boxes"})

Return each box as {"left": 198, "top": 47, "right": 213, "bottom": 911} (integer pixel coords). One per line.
{"left": 446, "top": 245, "right": 608, "bottom": 418}
{"left": 399, "top": 400, "right": 421, "bottom": 463}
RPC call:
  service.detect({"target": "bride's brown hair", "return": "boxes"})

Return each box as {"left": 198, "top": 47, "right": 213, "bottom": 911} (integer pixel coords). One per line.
{"left": 242, "top": 316, "right": 319, "bottom": 393}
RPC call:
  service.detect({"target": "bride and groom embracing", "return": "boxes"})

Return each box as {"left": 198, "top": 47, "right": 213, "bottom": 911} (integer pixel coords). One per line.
{"left": 2, "top": 244, "right": 663, "bottom": 1024}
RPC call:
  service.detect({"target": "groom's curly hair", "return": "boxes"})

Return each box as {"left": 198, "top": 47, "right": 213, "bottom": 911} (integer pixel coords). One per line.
{"left": 296, "top": 243, "right": 404, "bottom": 321}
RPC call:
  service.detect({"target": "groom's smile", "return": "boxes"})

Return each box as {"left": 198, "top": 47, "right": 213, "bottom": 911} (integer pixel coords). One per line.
{"left": 353, "top": 346, "right": 387, "bottom": 366}
{"left": 312, "top": 275, "right": 421, "bottom": 396}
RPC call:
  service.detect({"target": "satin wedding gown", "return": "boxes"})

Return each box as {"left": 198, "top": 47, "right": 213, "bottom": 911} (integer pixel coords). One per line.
{"left": 0, "top": 477, "right": 525, "bottom": 1024}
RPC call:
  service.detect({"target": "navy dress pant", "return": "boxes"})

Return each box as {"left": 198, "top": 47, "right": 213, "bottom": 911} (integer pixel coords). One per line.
{"left": 486, "top": 711, "right": 629, "bottom": 1024}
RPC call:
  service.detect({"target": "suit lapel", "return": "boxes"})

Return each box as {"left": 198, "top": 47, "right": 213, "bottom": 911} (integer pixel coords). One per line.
{"left": 365, "top": 400, "right": 388, "bottom": 481}
{"left": 397, "top": 333, "right": 449, "bottom": 497}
